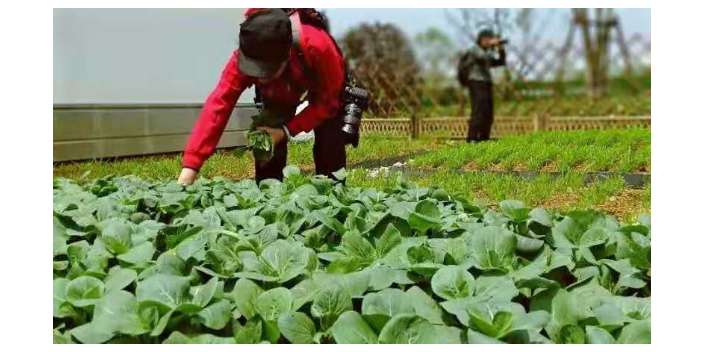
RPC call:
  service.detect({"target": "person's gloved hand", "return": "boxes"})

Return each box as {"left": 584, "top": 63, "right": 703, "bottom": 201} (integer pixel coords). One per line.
{"left": 178, "top": 167, "right": 198, "bottom": 185}
{"left": 258, "top": 126, "right": 286, "bottom": 146}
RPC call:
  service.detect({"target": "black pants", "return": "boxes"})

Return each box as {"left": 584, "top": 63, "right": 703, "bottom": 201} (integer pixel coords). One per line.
{"left": 255, "top": 116, "right": 347, "bottom": 183}
{"left": 467, "top": 80, "right": 494, "bottom": 142}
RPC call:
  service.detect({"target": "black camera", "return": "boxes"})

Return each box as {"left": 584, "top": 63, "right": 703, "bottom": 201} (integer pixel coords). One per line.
{"left": 341, "top": 86, "right": 371, "bottom": 147}
{"left": 498, "top": 38, "right": 509, "bottom": 45}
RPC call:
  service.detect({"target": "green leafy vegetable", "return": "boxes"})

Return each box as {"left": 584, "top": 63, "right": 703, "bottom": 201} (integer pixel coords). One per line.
{"left": 51, "top": 171, "right": 651, "bottom": 344}
{"left": 246, "top": 129, "right": 274, "bottom": 163}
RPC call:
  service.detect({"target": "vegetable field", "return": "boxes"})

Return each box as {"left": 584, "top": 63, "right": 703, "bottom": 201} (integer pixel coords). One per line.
{"left": 53, "top": 130, "right": 650, "bottom": 220}
{"left": 52, "top": 135, "right": 447, "bottom": 181}
{"left": 411, "top": 129, "right": 650, "bottom": 173}
{"left": 53, "top": 167, "right": 651, "bottom": 344}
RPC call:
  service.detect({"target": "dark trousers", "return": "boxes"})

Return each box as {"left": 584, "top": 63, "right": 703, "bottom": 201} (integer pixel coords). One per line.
{"left": 466, "top": 80, "right": 494, "bottom": 142}
{"left": 255, "top": 116, "right": 347, "bottom": 183}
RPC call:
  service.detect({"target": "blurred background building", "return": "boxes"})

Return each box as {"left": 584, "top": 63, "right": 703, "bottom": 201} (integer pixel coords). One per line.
{"left": 53, "top": 8, "right": 256, "bottom": 162}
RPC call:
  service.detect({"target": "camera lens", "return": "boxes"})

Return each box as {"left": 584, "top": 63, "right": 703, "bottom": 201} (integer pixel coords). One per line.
{"left": 342, "top": 104, "right": 361, "bottom": 134}
{"left": 342, "top": 124, "right": 357, "bottom": 135}
{"left": 340, "top": 87, "right": 370, "bottom": 148}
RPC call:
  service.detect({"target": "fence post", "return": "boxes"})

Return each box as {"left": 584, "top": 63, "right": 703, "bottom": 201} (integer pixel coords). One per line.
{"left": 532, "top": 115, "right": 539, "bottom": 132}
{"left": 543, "top": 115, "right": 551, "bottom": 131}
{"left": 410, "top": 114, "right": 419, "bottom": 139}
{"left": 533, "top": 114, "right": 549, "bottom": 132}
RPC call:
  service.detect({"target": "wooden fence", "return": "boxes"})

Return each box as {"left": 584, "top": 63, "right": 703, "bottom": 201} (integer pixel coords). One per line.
{"left": 361, "top": 116, "right": 651, "bottom": 139}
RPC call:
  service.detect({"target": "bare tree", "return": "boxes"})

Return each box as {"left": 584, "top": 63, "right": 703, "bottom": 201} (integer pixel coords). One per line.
{"left": 511, "top": 8, "right": 558, "bottom": 80}
{"left": 446, "top": 9, "right": 557, "bottom": 79}
{"left": 446, "top": 8, "right": 559, "bottom": 104}
{"left": 572, "top": 8, "right": 618, "bottom": 97}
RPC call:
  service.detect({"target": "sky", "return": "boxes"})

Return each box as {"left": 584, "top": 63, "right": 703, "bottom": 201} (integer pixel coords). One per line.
{"left": 322, "top": 8, "right": 651, "bottom": 44}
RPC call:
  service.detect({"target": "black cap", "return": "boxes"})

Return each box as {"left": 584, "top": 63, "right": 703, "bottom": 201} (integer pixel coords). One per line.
{"left": 238, "top": 9, "right": 293, "bottom": 78}
{"left": 477, "top": 29, "right": 496, "bottom": 41}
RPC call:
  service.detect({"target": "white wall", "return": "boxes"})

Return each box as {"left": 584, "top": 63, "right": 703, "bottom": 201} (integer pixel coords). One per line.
{"left": 53, "top": 8, "right": 254, "bottom": 104}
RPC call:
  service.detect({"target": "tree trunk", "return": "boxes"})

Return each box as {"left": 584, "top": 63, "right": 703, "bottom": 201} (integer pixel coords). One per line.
{"left": 573, "top": 8, "right": 614, "bottom": 98}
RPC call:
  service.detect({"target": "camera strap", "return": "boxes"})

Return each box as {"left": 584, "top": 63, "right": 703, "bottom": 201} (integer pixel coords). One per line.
{"left": 290, "top": 11, "right": 312, "bottom": 80}
{"left": 290, "top": 9, "right": 354, "bottom": 110}
{"left": 255, "top": 10, "right": 355, "bottom": 114}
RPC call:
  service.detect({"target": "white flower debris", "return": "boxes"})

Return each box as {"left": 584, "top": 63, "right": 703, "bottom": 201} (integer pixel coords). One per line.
{"left": 368, "top": 166, "right": 390, "bottom": 178}
{"left": 367, "top": 161, "right": 406, "bottom": 178}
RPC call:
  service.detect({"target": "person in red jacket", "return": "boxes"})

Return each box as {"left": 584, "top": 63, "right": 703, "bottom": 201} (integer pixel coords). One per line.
{"left": 178, "top": 8, "right": 346, "bottom": 185}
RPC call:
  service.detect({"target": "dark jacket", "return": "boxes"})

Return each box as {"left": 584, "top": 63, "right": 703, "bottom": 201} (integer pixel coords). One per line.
{"left": 458, "top": 44, "right": 506, "bottom": 85}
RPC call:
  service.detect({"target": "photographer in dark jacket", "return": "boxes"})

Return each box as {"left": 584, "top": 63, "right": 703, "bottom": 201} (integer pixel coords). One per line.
{"left": 457, "top": 29, "right": 506, "bottom": 142}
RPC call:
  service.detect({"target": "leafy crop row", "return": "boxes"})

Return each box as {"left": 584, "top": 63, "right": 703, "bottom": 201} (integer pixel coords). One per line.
{"left": 53, "top": 167, "right": 650, "bottom": 344}
{"left": 411, "top": 129, "right": 651, "bottom": 173}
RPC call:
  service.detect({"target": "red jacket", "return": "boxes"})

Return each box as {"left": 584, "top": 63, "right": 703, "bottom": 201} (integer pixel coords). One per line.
{"left": 182, "top": 22, "right": 346, "bottom": 171}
